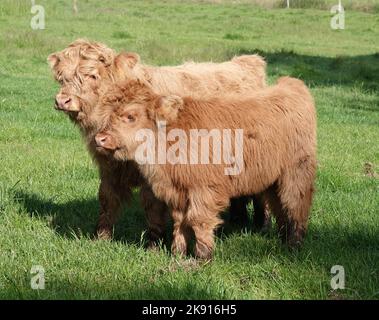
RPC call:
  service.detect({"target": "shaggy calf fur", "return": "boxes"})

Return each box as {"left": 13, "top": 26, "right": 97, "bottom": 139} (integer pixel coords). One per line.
{"left": 94, "top": 77, "right": 317, "bottom": 259}
{"left": 48, "top": 39, "right": 269, "bottom": 243}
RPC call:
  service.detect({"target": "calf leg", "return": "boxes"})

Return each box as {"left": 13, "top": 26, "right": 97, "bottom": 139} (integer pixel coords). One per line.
{"left": 264, "top": 185, "right": 288, "bottom": 242}
{"left": 191, "top": 220, "right": 220, "bottom": 260}
{"left": 279, "top": 182, "right": 314, "bottom": 247}
{"left": 96, "top": 161, "right": 142, "bottom": 240}
{"left": 96, "top": 176, "right": 131, "bottom": 240}
{"left": 252, "top": 193, "right": 272, "bottom": 232}
{"left": 140, "top": 183, "right": 170, "bottom": 249}
{"left": 267, "top": 158, "right": 316, "bottom": 248}
{"left": 171, "top": 209, "right": 192, "bottom": 256}
{"left": 186, "top": 191, "right": 227, "bottom": 260}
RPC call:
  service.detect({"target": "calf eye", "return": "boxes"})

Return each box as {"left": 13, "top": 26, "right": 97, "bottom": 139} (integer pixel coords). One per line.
{"left": 121, "top": 112, "right": 137, "bottom": 123}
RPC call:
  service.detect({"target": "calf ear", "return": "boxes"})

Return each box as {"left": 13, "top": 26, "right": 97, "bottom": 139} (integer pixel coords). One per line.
{"left": 114, "top": 52, "right": 140, "bottom": 71}
{"left": 47, "top": 53, "right": 59, "bottom": 69}
{"left": 154, "top": 95, "right": 184, "bottom": 125}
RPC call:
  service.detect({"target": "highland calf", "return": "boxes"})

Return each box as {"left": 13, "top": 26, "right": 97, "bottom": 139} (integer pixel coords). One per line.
{"left": 48, "top": 39, "right": 269, "bottom": 244}
{"left": 94, "top": 77, "right": 317, "bottom": 259}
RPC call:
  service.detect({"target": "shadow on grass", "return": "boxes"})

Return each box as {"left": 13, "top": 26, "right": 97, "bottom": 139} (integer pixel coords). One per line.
{"left": 15, "top": 190, "right": 147, "bottom": 245}
{"left": 218, "top": 220, "right": 379, "bottom": 266}
{"left": 15, "top": 189, "right": 253, "bottom": 246}
{"left": 227, "top": 49, "right": 379, "bottom": 94}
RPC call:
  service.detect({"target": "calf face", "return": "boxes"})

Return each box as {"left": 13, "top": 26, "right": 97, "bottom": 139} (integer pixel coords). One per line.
{"left": 94, "top": 80, "right": 182, "bottom": 161}
{"left": 48, "top": 39, "right": 140, "bottom": 126}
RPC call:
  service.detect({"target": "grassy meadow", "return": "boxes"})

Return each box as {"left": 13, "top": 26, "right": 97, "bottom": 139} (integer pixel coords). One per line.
{"left": 0, "top": 0, "right": 378, "bottom": 299}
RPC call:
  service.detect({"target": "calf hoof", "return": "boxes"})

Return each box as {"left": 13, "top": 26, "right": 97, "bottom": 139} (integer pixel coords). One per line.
{"left": 96, "top": 227, "right": 112, "bottom": 240}
{"left": 146, "top": 235, "right": 165, "bottom": 251}
{"left": 286, "top": 236, "right": 304, "bottom": 250}
{"left": 146, "top": 229, "right": 166, "bottom": 250}
{"left": 146, "top": 241, "right": 161, "bottom": 251}
{"left": 171, "top": 241, "right": 188, "bottom": 257}
{"left": 281, "top": 227, "right": 305, "bottom": 250}
{"left": 194, "top": 242, "right": 213, "bottom": 261}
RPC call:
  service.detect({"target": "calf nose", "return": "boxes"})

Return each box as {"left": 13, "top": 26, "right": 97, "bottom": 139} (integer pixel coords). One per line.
{"left": 95, "top": 134, "right": 109, "bottom": 148}
{"left": 55, "top": 95, "right": 72, "bottom": 110}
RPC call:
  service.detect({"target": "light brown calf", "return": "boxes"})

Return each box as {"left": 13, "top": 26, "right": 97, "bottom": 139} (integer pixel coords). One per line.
{"left": 94, "top": 77, "right": 317, "bottom": 259}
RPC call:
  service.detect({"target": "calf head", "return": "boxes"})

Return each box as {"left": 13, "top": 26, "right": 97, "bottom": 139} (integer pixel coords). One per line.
{"left": 94, "top": 80, "right": 184, "bottom": 162}
{"left": 48, "top": 39, "right": 141, "bottom": 129}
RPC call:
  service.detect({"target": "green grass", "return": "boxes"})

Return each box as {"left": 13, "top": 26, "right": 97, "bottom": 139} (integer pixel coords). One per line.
{"left": 0, "top": 0, "right": 378, "bottom": 299}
